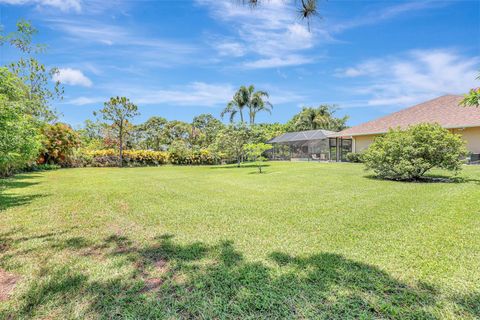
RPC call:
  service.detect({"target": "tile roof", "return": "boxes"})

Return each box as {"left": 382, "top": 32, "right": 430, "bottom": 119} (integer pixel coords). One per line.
{"left": 268, "top": 129, "right": 337, "bottom": 143}
{"left": 334, "top": 95, "right": 480, "bottom": 137}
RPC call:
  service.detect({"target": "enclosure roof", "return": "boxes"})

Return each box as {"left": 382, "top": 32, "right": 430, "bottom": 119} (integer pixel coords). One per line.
{"left": 268, "top": 129, "right": 337, "bottom": 144}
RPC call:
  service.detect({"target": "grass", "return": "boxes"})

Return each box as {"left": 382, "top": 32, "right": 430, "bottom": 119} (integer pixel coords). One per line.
{"left": 0, "top": 162, "right": 479, "bottom": 319}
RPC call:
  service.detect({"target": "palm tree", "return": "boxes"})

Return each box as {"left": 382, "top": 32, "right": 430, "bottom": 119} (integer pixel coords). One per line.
{"left": 249, "top": 90, "right": 273, "bottom": 125}
{"left": 293, "top": 105, "right": 346, "bottom": 131}
{"left": 221, "top": 86, "right": 249, "bottom": 124}
{"left": 243, "top": 0, "right": 318, "bottom": 27}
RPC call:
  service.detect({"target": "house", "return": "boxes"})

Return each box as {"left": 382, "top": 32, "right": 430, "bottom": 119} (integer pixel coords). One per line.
{"left": 332, "top": 95, "right": 480, "bottom": 160}
{"left": 267, "top": 129, "right": 339, "bottom": 161}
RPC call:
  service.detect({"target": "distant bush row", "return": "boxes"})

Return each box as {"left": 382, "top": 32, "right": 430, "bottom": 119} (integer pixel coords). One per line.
{"left": 77, "top": 149, "right": 224, "bottom": 167}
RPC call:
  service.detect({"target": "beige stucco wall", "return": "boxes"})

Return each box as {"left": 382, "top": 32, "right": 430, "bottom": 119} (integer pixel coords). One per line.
{"left": 353, "top": 135, "right": 377, "bottom": 152}
{"left": 352, "top": 126, "right": 480, "bottom": 154}
{"left": 451, "top": 127, "right": 480, "bottom": 154}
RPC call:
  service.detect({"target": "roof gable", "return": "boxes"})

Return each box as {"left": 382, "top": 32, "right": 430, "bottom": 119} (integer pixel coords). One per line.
{"left": 335, "top": 95, "right": 480, "bottom": 137}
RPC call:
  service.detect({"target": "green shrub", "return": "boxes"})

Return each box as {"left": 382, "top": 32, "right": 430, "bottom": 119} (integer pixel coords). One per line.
{"left": 345, "top": 152, "right": 363, "bottom": 163}
{"left": 363, "top": 123, "right": 467, "bottom": 180}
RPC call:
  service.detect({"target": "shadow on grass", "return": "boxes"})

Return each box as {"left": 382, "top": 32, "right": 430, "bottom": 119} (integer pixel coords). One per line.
{"left": 210, "top": 163, "right": 271, "bottom": 170}
{"left": 3, "top": 231, "right": 477, "bottom": 319}
{"left": 455, "top": 292, "right": 480, "bottom": 319}
{"left": 364, "top": 173, "right": 480, "bottom": 184}
{"left": 0, "top": 174, "right": 47, "bottom": 211}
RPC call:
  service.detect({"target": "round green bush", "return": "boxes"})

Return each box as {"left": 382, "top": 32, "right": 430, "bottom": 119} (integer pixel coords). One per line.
{"left": 362, "top": 123, "right": 467, "bottom": 180}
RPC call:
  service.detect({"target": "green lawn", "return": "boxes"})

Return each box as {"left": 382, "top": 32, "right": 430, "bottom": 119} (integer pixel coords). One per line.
{"left": 1, "top": 162, "right": 479, "bottom": 319}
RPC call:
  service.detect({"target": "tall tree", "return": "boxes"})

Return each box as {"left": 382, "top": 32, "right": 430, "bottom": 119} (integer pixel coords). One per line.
{"left": 222, "top": 86, "right": 250, "bottom": 124}
{"left": 139, "top": 116, "right": 168, "bottom": 150}
{"left": 163, "top": 120, "right": 192, "bottom": 146}
{"left": 1, "top": 19, "right": 62, "bottom": 122}
{"left": 95, "top": 97, "right": 139, "bottom": 167}
{"left": 214, "top": 125, "right": 250, "bottom": 167}
{"left": 192, "top": 114, "right": 224, "bottom": 147}
{"left": 222, "top": 85, "right": 272, "bottom": 125}
{"left": 0, "top": 67, "right": 42, "bottom": 176}
{"left": 248, "top": 88, "right": 272, "bottom": 125}
{"left": 287, "top": 105, "right": 348, "bottom": 132}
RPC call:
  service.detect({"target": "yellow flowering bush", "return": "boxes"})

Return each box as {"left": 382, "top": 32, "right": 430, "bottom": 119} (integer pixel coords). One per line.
{"left": 169, "top": 148, "right": 220, "bottom": 165}
{"left": 87, "top": 149, "right": 168, "bottom": 167}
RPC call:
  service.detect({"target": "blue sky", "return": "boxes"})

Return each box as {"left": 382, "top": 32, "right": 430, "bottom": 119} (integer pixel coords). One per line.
{"left": 0, "top": 0, "right": 479, "bottom": 127}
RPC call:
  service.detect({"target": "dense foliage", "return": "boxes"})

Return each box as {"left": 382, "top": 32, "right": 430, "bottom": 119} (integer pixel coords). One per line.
{"left": 39, "top": 123, "right": 81, "bottom": 166}
{"left": 460, "top": 88, "right": 480, "bottom": 108}
{"left": 213, "top": 125, "right": 251, "bottom": 166}
{"left": 460, "top": 72, "right": 479, "bottom": 108}
{"left": 286, "top": 105, "right": 348, "bottom": 132}
{"left": 345, "top": 152, "right": 363, "bottom": 163}
{"left": 363, "top": 123, "right": 467, "bottom": 180}
{"left": 0, "top": 98, "right": 42, "bottom": 177}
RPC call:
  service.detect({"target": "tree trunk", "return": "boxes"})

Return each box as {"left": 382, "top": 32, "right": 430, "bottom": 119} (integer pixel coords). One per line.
{"left": 240, "top": 110, "right": 244, "bottom": 124}
{"left": 119, "top": 124, "right": 123, "bottom": 167}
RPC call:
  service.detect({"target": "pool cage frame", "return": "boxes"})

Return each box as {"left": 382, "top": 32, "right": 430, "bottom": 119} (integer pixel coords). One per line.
{"left": 267, "top": 130, "right": 352, "bottom": 162}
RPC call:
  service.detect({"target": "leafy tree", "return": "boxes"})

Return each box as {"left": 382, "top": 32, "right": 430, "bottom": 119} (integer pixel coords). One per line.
{"left": 192, "top": 114, "right": 224, "bottom": 147}
{"left": 214, "top": 125, "right": 250, "bottom": 167}
{"left": 40, "top": 123, "right": 81, "bottom": 166}
{"left": 95, "top": 97, "right": 139, "bottom": 167}
{"left": 287, "top": 105, "right": 348, "bottom": 132}
{"left": 77, "top": 119, "right": 108, "bottom": 150}
{"left": 138, "top": 116, "right": 168, "bottom": 150}
{"left": 244, "top": 142, "right": 271, "bottom": 173}
{"left": 363, "top": 123, "right": 467, "bottom": 181}
{"left": 0, "top": 68, "right": 41, "bottom": 176}
{"left": 460, "top": 72, "right": 480, "bottom": 107}
{"left": 163, "top": 120, "right": 192, "bottom": 146}
{"left": 1, "top": 19, "right": 62, "bottom": 122}
{"left": 248, "top": 123, "right": 287, "bottom": 144}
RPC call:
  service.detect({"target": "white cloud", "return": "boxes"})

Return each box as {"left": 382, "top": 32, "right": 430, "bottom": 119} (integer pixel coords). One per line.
{"left": 337, "top": 49, "right": 479, "bottom": 107}
{"left": 335, "top": 61, "right": 383, "bottom": 78}
{"left": 214, "top": 41, "right": 246, "bottom": 57}
{"left": 66, "top": 82, "right": 306, "bottom": 108}
{"left": 46, "top": 19, "right": 199, "bottom": 67}
{"left": 67, "top": 96, "right": 103, "bottom": 106}
{"left": 135, "top": 82, "right": 235, "bottom": 107}
{"left": 198, "top": 0, "right": 320, "bottom": 68}
{"left": 73, "top": 82, "right": 236, "bottom": 107}
{"left": 53, "top": 68, "right": 92, "bottom": 87}
{"left": 244, "top": 55, "right": 314, "bottom": 69}
{"left": 330, "top": 1, "right": 449, "bottom": 33}
{"left": 0, "top": 0, "right": 81, "bottom": 12}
